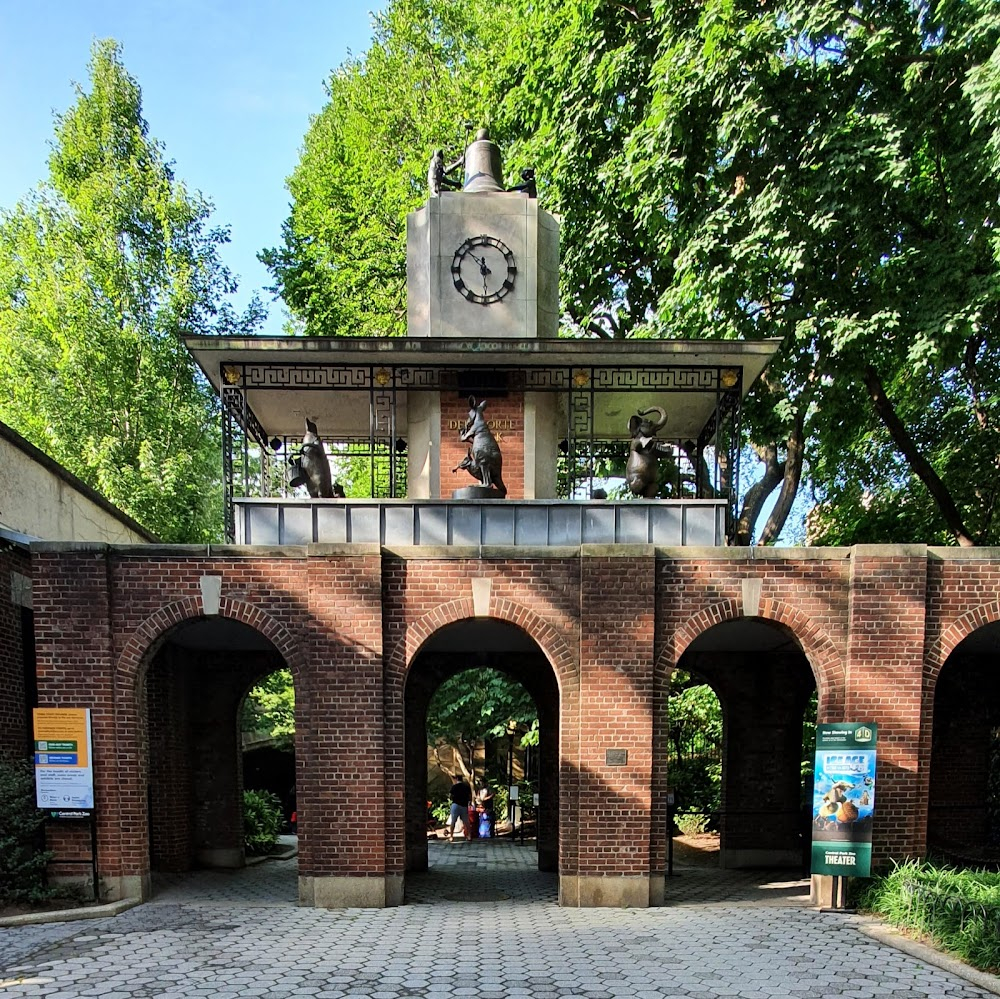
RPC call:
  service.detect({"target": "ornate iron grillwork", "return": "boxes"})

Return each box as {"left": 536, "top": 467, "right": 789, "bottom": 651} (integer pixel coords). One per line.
{"left": 218, "top": 359, "right": 744, "bottom": 542}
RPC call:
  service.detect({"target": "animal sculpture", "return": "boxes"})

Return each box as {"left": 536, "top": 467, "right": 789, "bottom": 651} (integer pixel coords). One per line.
{"left": 287, "top": 418, "right": 334, "bottom": 498}
{"left": 625, "top": 405, "right": 671, "bottom": 498}
{"left": 453, "top": 449, "right": 484, "bottom": 483}
{"left": 457, "top": 396, "right": 507, "bottom": 497}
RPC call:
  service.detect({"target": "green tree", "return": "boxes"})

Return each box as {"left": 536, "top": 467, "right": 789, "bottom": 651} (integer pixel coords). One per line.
{"left": 497, "top": 0, "right": 1000, "bottom": 545}
{"left": 241, "top": 669, "right": 295, "bottom": 749}
{"left": 426, "top": 668, "right": 536, "bottom": 787}
{"left": 261, "top": 0, "right": 510, "bottom": 337}
{"left": 0, "top": 40, "right": 262, "bottom": 542}
{"left": 269, "top": 0, "right": 1000, "bottom": 545}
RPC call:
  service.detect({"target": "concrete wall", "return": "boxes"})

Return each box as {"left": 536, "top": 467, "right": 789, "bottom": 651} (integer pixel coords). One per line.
{"left": 0, "top": 424, "right": 152, "bottom": 543}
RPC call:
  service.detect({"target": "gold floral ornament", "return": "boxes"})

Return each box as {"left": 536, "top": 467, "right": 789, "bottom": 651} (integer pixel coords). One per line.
{"left": 720, "top": 368, "right": 739, "bottom": 389}
{"left": 572, "top": 369, "right": 590, "bottom": 388}
{"left": 222, "top": 365, "right": 241, "bottom": 385}
{"left": 374, "top": 368, "right": 391, "bottom": 387}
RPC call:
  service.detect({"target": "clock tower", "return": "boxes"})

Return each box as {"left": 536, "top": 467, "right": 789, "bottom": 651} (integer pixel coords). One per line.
{"left": 406, "top": 128, "right": 559, "bottom": 340}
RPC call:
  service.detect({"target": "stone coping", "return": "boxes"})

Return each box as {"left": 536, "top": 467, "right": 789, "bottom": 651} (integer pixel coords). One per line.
{"left": 29, "top": 541, "right": 1000, "bottom": 560}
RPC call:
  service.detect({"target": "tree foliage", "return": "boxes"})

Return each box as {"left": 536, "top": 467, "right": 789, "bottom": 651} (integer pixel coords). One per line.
{"left": 270, "top": 0, "right": 1000, "bottom": 545}
{"left": 241, "top": 669, "right": 295, "bottom": 748}
{"left": 426, "top": 668, "right": 536, "bottom": 785}
{"left": 497, "top": 0, "right": 1000, "bottom": 545}
{"left": 0, "top": 756, "right": 57, "bottom": 904}
{"left": 261, "top": 0, "right": 509, "bottom": 337}
{"left": 0, "top": 40, "right": 262, "bottom": 542}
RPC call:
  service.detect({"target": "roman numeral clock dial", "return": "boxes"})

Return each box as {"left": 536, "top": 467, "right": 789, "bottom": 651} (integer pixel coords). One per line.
{"left": 451, "top": 234, "right": 517, "bottom": 305}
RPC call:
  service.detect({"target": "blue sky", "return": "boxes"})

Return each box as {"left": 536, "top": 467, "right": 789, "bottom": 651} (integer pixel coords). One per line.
{"left": 0, "top": 1, "right": 384, "bottom": 335}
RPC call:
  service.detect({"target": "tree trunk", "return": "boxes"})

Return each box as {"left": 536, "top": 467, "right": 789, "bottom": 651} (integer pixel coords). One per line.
{"left": 735, "top": 443, "right": 784, "bottom": 545}
{"left": 757, "top": 410, "right": 805, "bottom": 545}
{"left": 863, "top": 366, "right": 976, "bottom": 547}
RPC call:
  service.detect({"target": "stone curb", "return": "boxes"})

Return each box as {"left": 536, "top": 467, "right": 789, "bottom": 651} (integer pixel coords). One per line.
{"left": 856, "top": 917, "right": 1000, "bottom": 996}
{"left": 0, "top": 897, "right": 142, "bottom": 928}
{"left": 246, "top": 845, "right": 298, "bottom": 866}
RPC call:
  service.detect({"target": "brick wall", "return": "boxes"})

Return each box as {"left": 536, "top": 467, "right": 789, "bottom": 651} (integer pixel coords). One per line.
{"left": 0, "top": 545, "right": 30, "bottom": 757}
{"left": 23, "top": 542, "right": 1000, "bottom": 901}
{"left": 440, "top": 391, "right": 525, "bottom": 498}
{"left": 846, "top": 548, "right": 929, "bottom": 863}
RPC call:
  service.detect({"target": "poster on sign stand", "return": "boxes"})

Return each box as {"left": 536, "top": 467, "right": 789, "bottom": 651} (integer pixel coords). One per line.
{"left": 810, "top": 723, "right": 877, "bottom": 881}
{"left": 33, "top": 707, "right": 98, "bottom": 898}
{"left": 33, "top": 708, "right": 95, "bottom": 809}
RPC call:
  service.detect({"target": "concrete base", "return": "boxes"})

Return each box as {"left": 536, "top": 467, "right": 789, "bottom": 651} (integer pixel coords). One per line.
{"left": 722, "top": 848, "right": 802, "bottom": 869}
{"left": 99, "top": 873, "right": 151, "bottom": 903}
{"left": 196, "top": 848, "right": 243, "bottom": 869}
{"left": 559, "top": 875, "right": 658, "bottom": 908}
{"left": 300, "top": 875, "right": 404, "bottom": 908}
{"left": 452, "top": 485, "right": 504, "bottom": 500}
{"left": 811, "top": 873, "right": 850, "bottom": 908}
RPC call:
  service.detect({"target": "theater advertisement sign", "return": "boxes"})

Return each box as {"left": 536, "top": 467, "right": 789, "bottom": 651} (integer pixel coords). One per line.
{"left": 810, "top": 723, "right": 877, "bottom": 877}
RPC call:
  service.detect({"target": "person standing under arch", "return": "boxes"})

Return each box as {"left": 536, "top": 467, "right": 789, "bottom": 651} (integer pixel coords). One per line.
{"left": 447, "top": 773, "right": 473, "bottom": 842}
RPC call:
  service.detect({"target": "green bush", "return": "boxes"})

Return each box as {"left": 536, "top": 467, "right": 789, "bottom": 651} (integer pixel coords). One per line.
{"left": 675, "top": 811, "right": 712, "bottom": 837}
{"left": 670, "top": 757, "right": 721, "bottom": 823}
{"left": 243, "top": 789, "right": 282, "bottom": 856}
{"left": 859, "top": 859, "right": 1000, "bottom": 972}
{"left": 0, "top": 756, "right": 57, "bottom": 904}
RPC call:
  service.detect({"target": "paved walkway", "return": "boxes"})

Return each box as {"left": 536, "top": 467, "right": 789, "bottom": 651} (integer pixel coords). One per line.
{"left": 0, "top": 839, "right": 995, "bottom": 998}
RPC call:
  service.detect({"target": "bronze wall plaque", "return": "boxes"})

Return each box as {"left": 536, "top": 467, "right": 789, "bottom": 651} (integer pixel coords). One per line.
{"left": 605, "top": 749, "right": 628, "bottom": 767}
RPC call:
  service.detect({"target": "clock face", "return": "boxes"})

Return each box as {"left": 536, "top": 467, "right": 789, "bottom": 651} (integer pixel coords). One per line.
{"left": 451, "top": 234, "right": 517, "bottom": 305}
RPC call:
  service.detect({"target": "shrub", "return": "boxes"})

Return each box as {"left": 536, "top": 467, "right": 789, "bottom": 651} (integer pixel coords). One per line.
{"left": 669, "top": 757, "right": 721, "bottom": 826}
{"left": 0, "top": 756, "right": 57, "bottom": 904}
{"left": 859, "top": 859, "right": 1000, "bottom": 972}
{"left": 243, "top": 789, "right": 282, "bottom": 856}
{"left": 675, "top": 811, "right": 712, "bottom": 837}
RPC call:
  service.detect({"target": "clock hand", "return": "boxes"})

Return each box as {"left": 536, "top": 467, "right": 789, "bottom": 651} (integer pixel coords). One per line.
{"left": 470, "top": 252, "right": 492, "bottom": 276}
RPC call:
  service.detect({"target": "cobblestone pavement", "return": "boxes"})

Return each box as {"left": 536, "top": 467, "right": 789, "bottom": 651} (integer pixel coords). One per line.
{"left": 0, "top": 839, "right": 994, "bottom": 998}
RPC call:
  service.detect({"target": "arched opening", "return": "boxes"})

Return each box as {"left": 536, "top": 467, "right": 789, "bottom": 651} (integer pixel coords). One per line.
{"left": 143, "top": 616, "right": 294, "bottom": 878}
{"left": 676, "top": 618, "right": 817, "bottom": 870}
{"left": 242, "top": 668, "right": 297, "bottom": 838}
{"left": 667, "top": 667, "right": 723, "bottom": 860}
{"left": 929, "top": 622, "right": 1000, "bottom": 863}
{"left": 403, "top": 619, "right": 559, "bottom": 899}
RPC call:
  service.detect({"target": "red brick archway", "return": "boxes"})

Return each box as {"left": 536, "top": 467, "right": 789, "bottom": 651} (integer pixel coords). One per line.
{"left": 926, "top": 599, "right": 1000, "bottom": 680}
{"left": 112, "top": 597, "right": 299, "bottom": 882}
{"left": 656, "top": 598, "right": 843, "bottom": 870}
{"left": 394, "top": 597, "right": 574, "bottom": 883}
{"left": 116, "top": 596, "right": 301, "bottom": 689}
{"left": 395, "top": 597, "right": 577, "bottom": 691}
{"left": 665, "top": 597, "right": 845, "bottom": 710}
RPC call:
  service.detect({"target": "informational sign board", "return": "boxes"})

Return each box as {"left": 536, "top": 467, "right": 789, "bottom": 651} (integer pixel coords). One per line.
{"left": 33, "top": 708, "right": 94, "bottom": 810}
{"left": 810, "top": 723, "right": 877, "bottom": 877}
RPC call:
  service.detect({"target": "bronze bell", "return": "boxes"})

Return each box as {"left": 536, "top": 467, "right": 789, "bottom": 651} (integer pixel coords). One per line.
{"left": 463, "top": 128, "right": 505, "bottom": 193}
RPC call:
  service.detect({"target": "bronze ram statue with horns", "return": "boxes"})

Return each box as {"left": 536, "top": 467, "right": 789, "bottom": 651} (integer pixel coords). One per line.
{"left": 626, "top": 405, "right": 672, "bottom": 498}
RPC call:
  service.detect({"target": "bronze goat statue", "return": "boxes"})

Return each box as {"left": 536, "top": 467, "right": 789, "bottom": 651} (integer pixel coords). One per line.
{"left": 287, "top": 418, "right": 334, "bottom": 498}
{"left": 456, "top": 396, "right": 507, "bottom": 497}
{"left": 626, "top": 405, "right": 671, "bottom": 498}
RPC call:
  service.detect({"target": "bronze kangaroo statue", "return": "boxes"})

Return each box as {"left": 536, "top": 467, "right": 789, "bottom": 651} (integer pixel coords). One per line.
{"left": 456, "top": 397, "right": 507, "bottom": 497}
